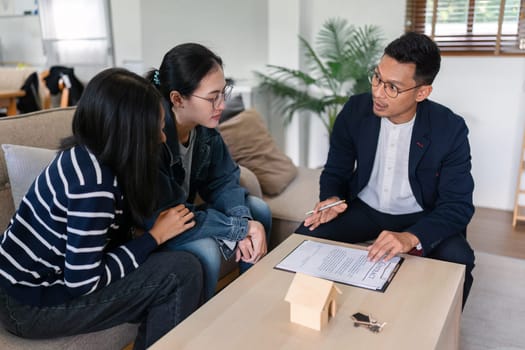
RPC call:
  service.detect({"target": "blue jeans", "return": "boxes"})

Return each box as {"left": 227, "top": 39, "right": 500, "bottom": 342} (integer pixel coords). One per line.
{"left": 0, "top": 251, "right": 202, "bottom": 350}
{"left": 164, "top": 195, "right": 272, "bottom": 301}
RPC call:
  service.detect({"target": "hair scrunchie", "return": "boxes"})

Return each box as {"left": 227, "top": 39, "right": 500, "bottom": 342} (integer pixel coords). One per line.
{"left": 153, "top": 69, "right": 161, "bottom": 86}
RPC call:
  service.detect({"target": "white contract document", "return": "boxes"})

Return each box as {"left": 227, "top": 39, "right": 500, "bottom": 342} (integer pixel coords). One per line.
{"left": 275, "top": 240, "right": 403, "bottom": 292}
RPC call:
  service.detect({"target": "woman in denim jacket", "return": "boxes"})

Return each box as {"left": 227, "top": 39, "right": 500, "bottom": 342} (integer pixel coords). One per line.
{"left": 145, "top": 43, "right": 271, "bottom": 301}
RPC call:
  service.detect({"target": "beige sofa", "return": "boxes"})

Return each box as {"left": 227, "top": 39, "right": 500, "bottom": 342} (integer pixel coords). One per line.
{"left": 0, "top": 107, "right": 321, "bottom": 349}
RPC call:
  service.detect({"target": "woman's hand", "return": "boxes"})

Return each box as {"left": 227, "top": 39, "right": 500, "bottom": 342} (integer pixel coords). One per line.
{"left": 149, "top": 204, "right": 195, "bottom": 245}
{"left": 235, "top": 220, "right": 267, "bottom": 264}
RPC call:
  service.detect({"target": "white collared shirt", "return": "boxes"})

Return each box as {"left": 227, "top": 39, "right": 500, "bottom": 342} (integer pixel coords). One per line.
{"left": 358, "top": 116, "right": 423, "bottom": 215}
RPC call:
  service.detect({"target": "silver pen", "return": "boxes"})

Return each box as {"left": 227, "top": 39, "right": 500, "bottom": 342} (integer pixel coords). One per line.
{"left": 305, "top": 200, "right": 346, "bottom": 216}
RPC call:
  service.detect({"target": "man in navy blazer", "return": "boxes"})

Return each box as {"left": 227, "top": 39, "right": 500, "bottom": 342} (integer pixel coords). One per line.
{"left": 297, "top": 32, "right": 475, "bottom": 306}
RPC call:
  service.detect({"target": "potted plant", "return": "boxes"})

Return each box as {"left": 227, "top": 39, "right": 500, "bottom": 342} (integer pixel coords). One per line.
{"left": 255, "top": 18, "right": 384, "bottom": 133}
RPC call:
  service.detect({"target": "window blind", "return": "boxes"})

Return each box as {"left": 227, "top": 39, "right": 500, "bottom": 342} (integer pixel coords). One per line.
{"left": 406, "top": 0, "right": 525, "bottom": 55}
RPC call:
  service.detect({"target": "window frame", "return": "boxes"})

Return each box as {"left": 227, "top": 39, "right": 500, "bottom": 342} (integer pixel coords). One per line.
{"left": 405, "top": 0, "right": 525, "bottom": 56}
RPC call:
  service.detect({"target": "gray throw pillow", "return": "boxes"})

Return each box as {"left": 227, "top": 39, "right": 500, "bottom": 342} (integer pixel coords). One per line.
{"left": 2, "top": 144, "right": 57, "bottom": 208}
{"left": 220, "top": 94, "right": 245, "bottom": 123}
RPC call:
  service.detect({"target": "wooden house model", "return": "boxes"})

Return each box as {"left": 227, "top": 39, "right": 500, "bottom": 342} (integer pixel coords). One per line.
{"left": 284, "top": 272, "right": 342, "bottom": 331}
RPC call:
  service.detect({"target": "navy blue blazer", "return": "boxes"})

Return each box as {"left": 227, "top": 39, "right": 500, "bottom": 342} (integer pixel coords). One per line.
{"left": 320, "top": 93, "right": 474, "bottom": 252}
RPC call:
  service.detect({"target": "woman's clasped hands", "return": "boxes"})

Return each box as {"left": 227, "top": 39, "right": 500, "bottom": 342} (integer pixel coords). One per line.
{"left": 235, "top": 220, "right": 268, "bottom": 264}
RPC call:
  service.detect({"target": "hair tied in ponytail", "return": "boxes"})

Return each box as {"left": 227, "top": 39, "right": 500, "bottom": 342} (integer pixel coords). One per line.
{"left": 153, "top": 69, "right": 161, "bottom": 86}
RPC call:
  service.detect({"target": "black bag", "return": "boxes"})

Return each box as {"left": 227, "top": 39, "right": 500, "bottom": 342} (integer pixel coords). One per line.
{"left": 16, "top": 72, "right": 41, "bottom": 114}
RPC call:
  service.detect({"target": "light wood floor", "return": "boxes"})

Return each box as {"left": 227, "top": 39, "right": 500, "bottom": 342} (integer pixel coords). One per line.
{"left": 468, "top": 207, "right": 525, "bottom": 259}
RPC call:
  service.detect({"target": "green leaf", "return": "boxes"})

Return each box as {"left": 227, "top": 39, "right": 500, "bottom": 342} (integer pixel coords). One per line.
{"left": 254, "top": 19, "right": 384, "bottom": 134}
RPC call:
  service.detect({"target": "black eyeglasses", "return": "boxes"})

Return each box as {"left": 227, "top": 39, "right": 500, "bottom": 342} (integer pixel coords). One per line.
{"left": 368, "top": 70, "right": 422, "bottom": 98}
{"left": 191, "top": 85, "right": 233, "bottom": 109}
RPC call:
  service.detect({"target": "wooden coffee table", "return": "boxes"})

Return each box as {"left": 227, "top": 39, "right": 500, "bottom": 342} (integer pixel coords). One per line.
{"left": 149, "top": 234, "right": 464, "bottom": 350}
{"left": 0, "top": 90, "right": 25, "bottom": 116}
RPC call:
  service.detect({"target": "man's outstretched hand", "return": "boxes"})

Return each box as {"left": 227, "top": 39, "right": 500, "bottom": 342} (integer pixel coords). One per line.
{"left": 367, "top": 230, "right": 420, "bottom": 262}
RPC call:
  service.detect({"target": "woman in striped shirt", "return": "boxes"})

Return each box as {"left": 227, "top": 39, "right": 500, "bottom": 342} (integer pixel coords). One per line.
{"left": 0, "top": 68, "right": 203, "bottom": 350}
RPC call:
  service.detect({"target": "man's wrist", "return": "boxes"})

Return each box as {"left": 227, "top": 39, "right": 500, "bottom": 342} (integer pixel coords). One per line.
{"left": 405, "top": 232, "right": 420, "bottom": 249}
{"left": 412, "top": 237, "right": 421, "bottom": 248}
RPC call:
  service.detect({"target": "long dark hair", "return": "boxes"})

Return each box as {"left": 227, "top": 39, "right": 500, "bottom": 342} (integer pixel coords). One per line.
{"left": 61, "top": 68, "right": 163, "bottom": 221}
{"left": 145, "top": 43, "right": 223, "bottom": 104}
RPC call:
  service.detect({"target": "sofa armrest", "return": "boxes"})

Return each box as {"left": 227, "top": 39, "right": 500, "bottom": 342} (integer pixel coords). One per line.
{"left": 239, "top": 165, "right": 262, "bottom": 198}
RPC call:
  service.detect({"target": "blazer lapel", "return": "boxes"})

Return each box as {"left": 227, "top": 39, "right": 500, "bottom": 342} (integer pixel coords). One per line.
{"left": 409, "top": 102, "right": 431, "bottom": 204}
{"left": 357, "top": 111, "right": 380, "bottom": 191}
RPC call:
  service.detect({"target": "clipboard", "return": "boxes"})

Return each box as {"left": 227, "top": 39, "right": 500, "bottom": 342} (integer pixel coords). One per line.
{"left": 274, "top": 240, "right": 404, "bottom": 292}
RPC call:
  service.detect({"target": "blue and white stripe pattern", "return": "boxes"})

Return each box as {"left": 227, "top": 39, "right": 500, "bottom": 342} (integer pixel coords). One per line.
{"left": 0, "top": 146, "right": 157, "bottom": 306}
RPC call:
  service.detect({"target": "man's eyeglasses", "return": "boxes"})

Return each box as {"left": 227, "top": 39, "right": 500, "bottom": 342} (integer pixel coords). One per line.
{"left": 368, "top": 70, "right": 422, "bottom": 98}
{"left": 191, "top": 85, "right": 233, "bottom": 109}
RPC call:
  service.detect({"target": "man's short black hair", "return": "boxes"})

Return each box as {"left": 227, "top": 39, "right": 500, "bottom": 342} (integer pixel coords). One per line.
{"left": 384, "top": 32, "right": 441, "bottom": 85}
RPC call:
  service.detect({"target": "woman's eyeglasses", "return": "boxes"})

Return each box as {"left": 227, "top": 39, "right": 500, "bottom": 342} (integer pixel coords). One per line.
{"left": 191, "top": 85, "right": 233, "bottom": 109}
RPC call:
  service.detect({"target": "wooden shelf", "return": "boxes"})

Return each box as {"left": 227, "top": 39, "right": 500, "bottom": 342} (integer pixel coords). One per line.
{"left": 0, "top": 14, "right": 38, "bottom": 18}
{"left": 512, "top": 130, "right": 525, "bottom": 226}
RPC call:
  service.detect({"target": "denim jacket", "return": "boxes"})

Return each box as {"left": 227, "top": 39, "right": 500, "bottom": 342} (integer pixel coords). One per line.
{"left": 149, "top": 111, "right": 252, "bottom": 258}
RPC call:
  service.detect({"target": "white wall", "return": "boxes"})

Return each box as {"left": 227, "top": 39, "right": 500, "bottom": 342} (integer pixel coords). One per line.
{"left": 0, "top": 0, "right": 44, "bottom": 65}
{"left": 303, "top": 0, "right": 405, "bottom": 43}
{"left": 140, "top": 0, "right": 268, "bottom": 82}
{"left": 267, "top": 0, "right": 301, "bottom": 163}
{"left": 0, "top": 15, "right": 45, "bottom": 67}
{"left": 431, "top": 57, "right": 525, "bottom": 210}
{"left": 110, "top": 0, "right": 142, "bottom": 73}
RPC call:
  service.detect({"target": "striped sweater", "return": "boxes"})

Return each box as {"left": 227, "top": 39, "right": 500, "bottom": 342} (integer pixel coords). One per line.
{"left": 0, "top": 146, "right": 158, "bottom": 306}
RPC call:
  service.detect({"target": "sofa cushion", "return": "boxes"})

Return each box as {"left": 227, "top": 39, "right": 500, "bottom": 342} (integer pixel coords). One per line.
{"left": 263, "top": 166, "right": 321, "bottom": 222}
{"left": 238, "top": 165, "right": 263, "bottom": 198}
{"left": 218, "top": 109, "right": 297, "bottom": 196}
{"left": 1, "top": 144, "right": 56, "bottom": 209}
{"left": 0, "top": 107, "right": 75, "bottom": 190}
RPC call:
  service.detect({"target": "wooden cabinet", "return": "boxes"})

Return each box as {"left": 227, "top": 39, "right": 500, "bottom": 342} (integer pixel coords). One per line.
{"left": 513, "top": 133, "right": 525, "bottom": 226}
